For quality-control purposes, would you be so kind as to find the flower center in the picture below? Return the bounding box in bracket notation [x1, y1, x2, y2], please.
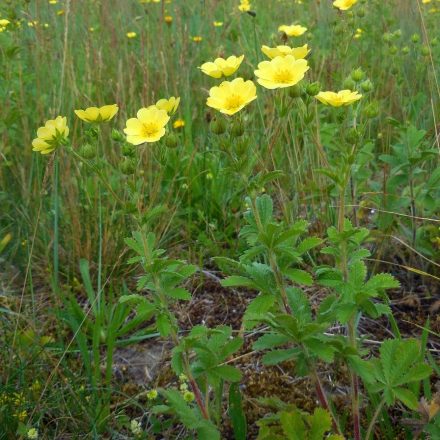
[142, 122, 159, 137]
[273, 69, 294, 84]
[224, 94, 243, 111]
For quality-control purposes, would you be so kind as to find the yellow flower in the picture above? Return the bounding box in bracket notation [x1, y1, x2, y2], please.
[173, 119, 185, 129]
[199, 55, 244, 79]
[146, 389, 158, 400]
[206, 77, 257, 116]
[0, 19, 10, 27]
[192, 36, 202, 42]
[278, 24, 307, 37]
[124, 107, 170, 144]
[27, 428, 38, 440]
[126, 31, 137, 38]
[316, 90, 362, 107]
[56, 10, 65, 15]
[254, 55, 309, 89]
[155, 96, 180, 115]
[32, 116, 69, 154]
[213, 21, 223, 27]
[74, 104, 118, 123]
[354, 28, 363, 39]
[49, 0, 58, 4]
[333, 0, 358, 11]
[261, 44, 310, 59]
[164, 15, 173, 24]
[238, 0, 251, 12]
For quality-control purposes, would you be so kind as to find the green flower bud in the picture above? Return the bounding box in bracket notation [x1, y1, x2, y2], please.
[288, 83, 304, 99]
[346, 127, 360, 144]
[121, 143, 136, 157]
[351, 68, 365, 82]
[165, 133, 179, 148]
[390, 66, 399, 75]
[389, 45, 398, 55]
[421, 46, 430, 56]
[210, 118, 226, 135]
[363, 101, 379, 119]
[85, 126, 99, 140]
[357, 7, 366, 17]
[343, 77, 356, 90]
[78, 143, 96, 159]
[431, 38, 438, 47]
[111, 128, 125, 142]
[393, 29, 402, 39]
[360, 79, 373, 93]
[120, 158, 136, 175]
[401, 46, 410, 55]
[306, 81, 321, 97]
[230, 120, 244, 137]
[411, 33, 420, 44]
[383, 33, 393, 44]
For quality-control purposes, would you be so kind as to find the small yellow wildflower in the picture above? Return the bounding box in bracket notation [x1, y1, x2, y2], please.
[333, 0, 358, 11]
[316, 90, 362, 107]
[49, 0, 58, 4]
[278, 24, 307, 37]
[183, 391, 195, 402]
[32, 116, 69, 154]
[126, 31, 137, 39]
[155, 96, 180, 115]
[146, 389, 158, 400]
[27, 428, 38, 439]
[192, 36, 202, 42]
[74, 104, 119, 123]
[354, 28, 363, 39]
[238, 0, 251, 12]
[173, 119, 185, 129]
[164, 15, 173, 24]
[199, 55, 244, 78]
[89, 27, 95, 32]
[0, 19, 10, 27]
[206, 77, 257, 116]
[14, 410, 28, 421]
[130, 419, 142, 436]
[56, 10, 65, 16]
[254, 55, 309, 89]
[124, 107, 170, 145]
[261, 44, 310, 59]
[213, 21, 223, 27]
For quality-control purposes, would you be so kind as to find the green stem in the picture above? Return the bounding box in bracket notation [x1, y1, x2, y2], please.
[365, 397, 386, 440]
[53, 154, 60, 293]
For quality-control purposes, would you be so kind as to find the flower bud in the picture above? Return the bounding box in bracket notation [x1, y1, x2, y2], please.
[306, 82, 320, 97]
[411, 33, 420, 44]
[343, 78, 356, 90]
[401, 46, 410, 55]
[431, 38, 438, 47]
[357, 7, 366, 17]
[121, 143, 136, 157]
[78, 143, 96, 159]
[393, 29, 402, 39]
[165, 133, 179, 148]
[351, 68, 365, 82]
[421, 46, 430, 56]
[383, 33, 393, 44]
[391, 66, 398, 75]
[230, 120, 245, 137]
[111, 128, 125, 142]
[345, 127, 360, 144]
[389, 45, 398, 55]
[120, 158, 136, 175]
[210, 118, 226, 135]
[363, 101, 379, 119]
[360, 79, 373, 93]
[288, 83, 304, 99]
